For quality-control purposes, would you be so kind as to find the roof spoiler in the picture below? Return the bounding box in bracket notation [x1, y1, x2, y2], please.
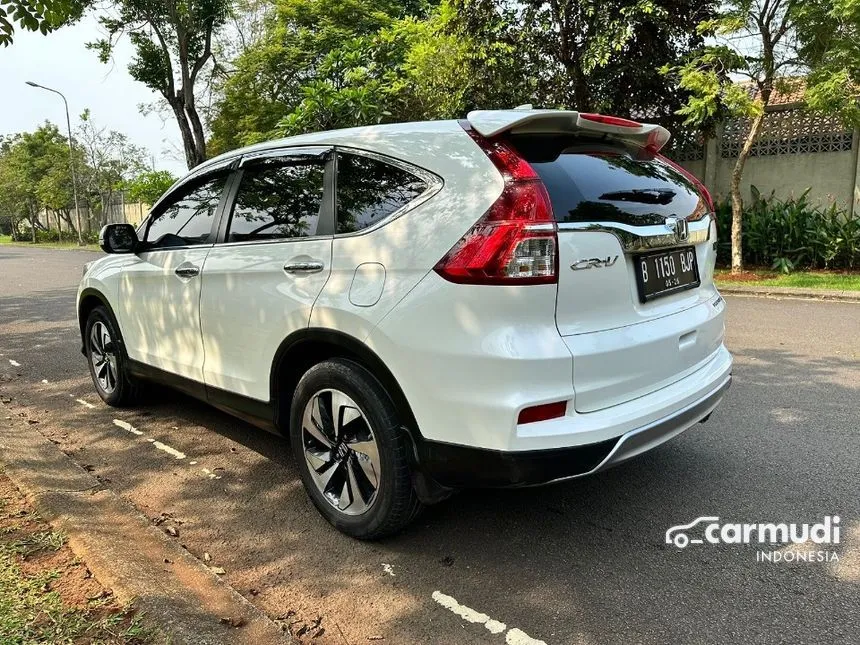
[466, 109, 671, 153]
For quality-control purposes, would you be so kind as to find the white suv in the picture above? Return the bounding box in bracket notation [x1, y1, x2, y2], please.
[78, 109, 732, 538]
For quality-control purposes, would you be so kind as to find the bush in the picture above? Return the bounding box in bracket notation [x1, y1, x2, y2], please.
[716, 188, 860, 271]
[34, 228, 60, 243]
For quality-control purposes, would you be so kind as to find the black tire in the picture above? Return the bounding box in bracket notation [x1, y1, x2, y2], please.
[289, 358, 422, 539]
[84, 306, 142, 407]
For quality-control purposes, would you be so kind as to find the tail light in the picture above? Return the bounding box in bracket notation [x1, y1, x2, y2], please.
[434, 124, 558, 285]
[657, 153, 715, 217]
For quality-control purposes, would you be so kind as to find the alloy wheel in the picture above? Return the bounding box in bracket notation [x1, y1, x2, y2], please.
[89, 321, 118, 394]
[301, 389, 381, 516]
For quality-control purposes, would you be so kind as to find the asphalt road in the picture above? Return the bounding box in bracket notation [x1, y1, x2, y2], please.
[1, 244, 858, 645]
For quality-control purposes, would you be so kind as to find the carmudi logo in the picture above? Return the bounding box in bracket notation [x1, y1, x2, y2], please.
[665, 516, 841, 563]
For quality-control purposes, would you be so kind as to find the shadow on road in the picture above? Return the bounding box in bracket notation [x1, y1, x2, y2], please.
[2, 285, 858, 645]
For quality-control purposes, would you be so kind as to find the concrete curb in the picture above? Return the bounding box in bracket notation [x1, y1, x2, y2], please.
[0, 407, 291, 645]
[718, 284, 860, 302]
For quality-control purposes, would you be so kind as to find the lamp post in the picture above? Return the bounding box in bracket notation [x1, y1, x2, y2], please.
[25, 81, 83, 246]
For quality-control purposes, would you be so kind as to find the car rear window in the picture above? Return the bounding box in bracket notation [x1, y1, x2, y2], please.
[509, 134, 703, 226]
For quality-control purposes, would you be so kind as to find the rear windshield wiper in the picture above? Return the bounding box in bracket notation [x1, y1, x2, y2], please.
[599, 188, 676, 205]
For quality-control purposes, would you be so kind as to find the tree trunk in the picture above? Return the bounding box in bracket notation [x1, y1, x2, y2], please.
[170, 99, 204, 169]
[29, 203, 37, 244]
[729, 109, 767, 274]
[185, 101, 207, 166]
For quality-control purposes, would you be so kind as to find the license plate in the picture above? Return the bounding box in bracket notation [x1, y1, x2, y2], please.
[635, 247, 700, 302]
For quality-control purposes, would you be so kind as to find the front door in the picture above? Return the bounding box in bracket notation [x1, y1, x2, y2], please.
[118, 172, 228, 381]
[199, 150, 333, 401]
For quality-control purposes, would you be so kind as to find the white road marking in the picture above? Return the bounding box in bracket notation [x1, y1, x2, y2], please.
[432, 591, 491, 625]
[382, 563, 395, 576]
[150, 440, 186, 460]
[432, 591, 548, 643]
[505, 628, 547, 645]
[75, 399, 96, 409]
[8, 359, 21, 367]
[113, 419, 143, 435]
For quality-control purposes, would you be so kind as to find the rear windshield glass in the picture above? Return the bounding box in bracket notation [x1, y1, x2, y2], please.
[509, 134, 703, 226]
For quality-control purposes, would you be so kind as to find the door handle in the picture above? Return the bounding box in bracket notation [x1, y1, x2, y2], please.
[175, 265, 200, 278]
[283, 261, 324, 274]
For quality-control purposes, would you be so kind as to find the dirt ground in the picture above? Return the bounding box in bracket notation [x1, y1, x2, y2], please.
[0, 473, 157, 644]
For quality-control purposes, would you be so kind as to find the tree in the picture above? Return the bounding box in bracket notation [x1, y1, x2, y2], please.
[0, 0, 87, 46]
[207, 0, 434, 152]
[88, 0, 230, 169]
[666, 1, 804, 273]
[75, 110, 147, 227]
[126, 170, 177, 205]
[451, 0, 714, 125]
[0, 125, 78, 242]
[797, 1, 860, 127]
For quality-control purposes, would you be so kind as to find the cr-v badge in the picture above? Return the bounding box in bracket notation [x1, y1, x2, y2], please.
[570, 256, 619, 271]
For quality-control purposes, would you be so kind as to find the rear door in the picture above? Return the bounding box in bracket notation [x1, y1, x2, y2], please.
[199, 148, 333, 401]
[509, 133, 722, 412]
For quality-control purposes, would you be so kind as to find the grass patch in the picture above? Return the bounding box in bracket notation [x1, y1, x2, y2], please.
[0, 475, 159, 644]
[716, 269, 860, 291]
[0, 235, 100, 252]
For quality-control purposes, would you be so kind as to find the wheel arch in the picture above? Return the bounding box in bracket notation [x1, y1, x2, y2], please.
[77, 288, 123, 351]
[78, 288, 111, 334]
[270, 328, 420, 441]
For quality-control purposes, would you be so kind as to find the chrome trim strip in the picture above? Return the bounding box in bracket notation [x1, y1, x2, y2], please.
[538, 374, 731, 486]
[557, 217, 711, 253]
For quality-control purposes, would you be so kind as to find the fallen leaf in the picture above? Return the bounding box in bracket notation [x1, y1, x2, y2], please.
[203, 552, 212, 562]
[211, 566, 226, 575]
[166, 526, 178, 537]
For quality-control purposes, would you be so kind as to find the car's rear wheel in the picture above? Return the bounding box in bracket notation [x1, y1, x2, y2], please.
[84, 306, 141, 407]
[289, 359, 422, 539]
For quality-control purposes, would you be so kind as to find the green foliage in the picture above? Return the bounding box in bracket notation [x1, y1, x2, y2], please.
[714, 189, 860, 270]
[125, 170, 177, 205]
[0, 0, 87, 46]
[209, 0, 430, 150]
[210, 0, 711, 151]
[453, 0, 713, 126]
[797, 0, 860, 127]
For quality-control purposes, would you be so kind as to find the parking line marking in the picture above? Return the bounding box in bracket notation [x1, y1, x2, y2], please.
[505, 628, 547, 645]
[113, 419, 144, 435]
[148, 439, 186, 460]
[8, 359, 21, 367]
[75, 399, 96, 409]
[432, 590, 543, 642]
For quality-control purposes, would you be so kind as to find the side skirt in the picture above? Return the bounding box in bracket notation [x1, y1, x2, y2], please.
[125, 359, 280, 434]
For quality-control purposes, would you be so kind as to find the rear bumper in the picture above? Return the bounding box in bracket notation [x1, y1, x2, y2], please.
[415, 373, 731, 488]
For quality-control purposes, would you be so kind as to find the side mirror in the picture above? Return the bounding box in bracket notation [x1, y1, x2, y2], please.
[99, 224, 139, 254]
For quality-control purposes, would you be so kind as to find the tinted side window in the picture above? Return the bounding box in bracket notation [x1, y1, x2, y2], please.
[336, 153, 428, 234]
[146, 175, 225, 248]
[228, 158, 326, 242]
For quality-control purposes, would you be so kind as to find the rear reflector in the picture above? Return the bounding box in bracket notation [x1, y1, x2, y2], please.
[518, 401, 567, 424]
[434, 124, 558, 285]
